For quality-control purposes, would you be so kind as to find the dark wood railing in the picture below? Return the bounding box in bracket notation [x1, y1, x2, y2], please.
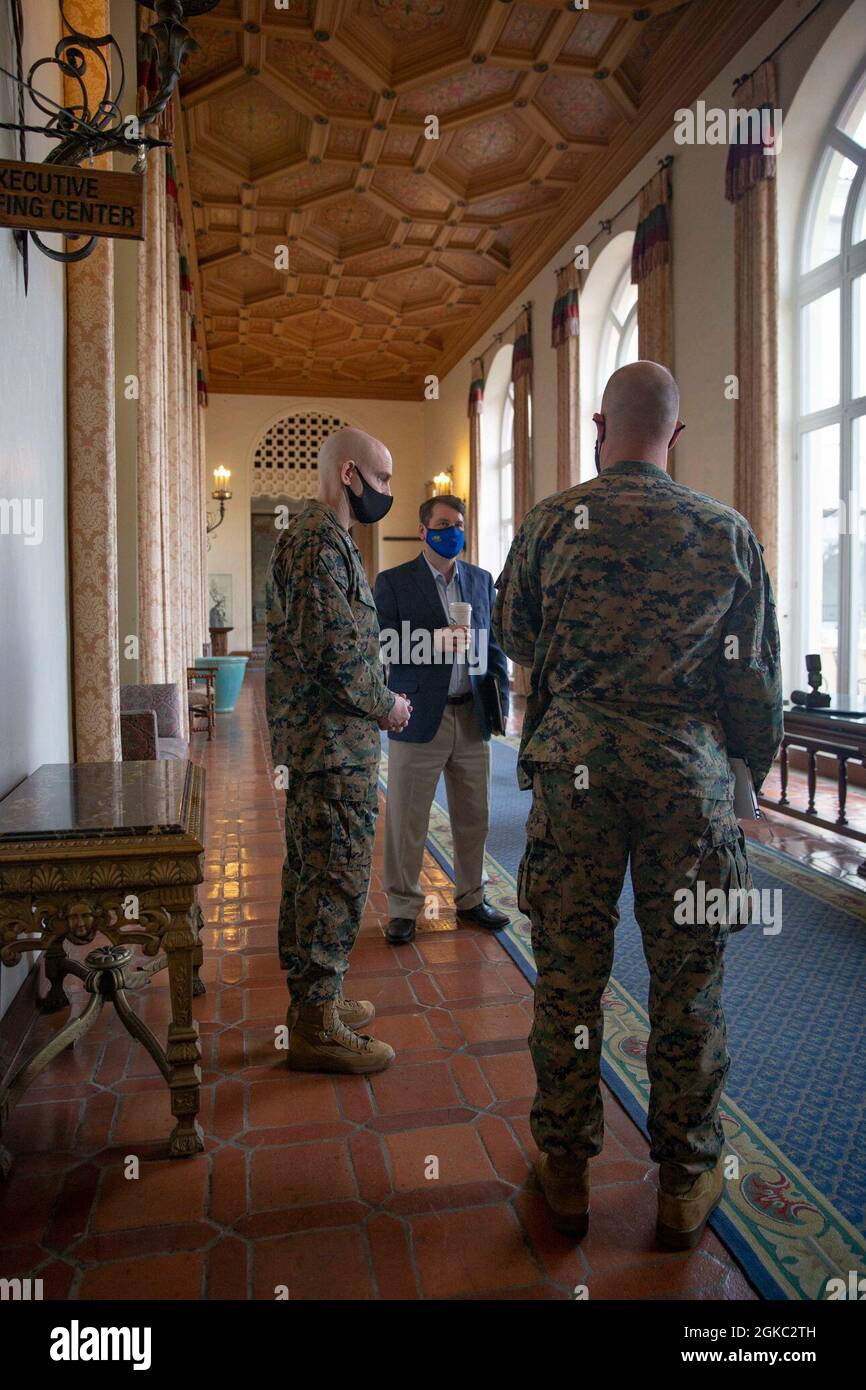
[758, 718, 866, 876]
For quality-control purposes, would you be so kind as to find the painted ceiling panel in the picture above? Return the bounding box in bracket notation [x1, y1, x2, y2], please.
[179, 0, 781, 397]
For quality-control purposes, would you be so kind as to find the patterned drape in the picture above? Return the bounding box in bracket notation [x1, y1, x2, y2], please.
[552, 265, 580, 490]
[512, 309, 533, 697]
[136, 56, 208, 734]
[725, 61, 779, 586]
[65, 0, 121, 761]
[632, 166, 673, 374]
[467, 365, 484, 564]
[512, 309, 533, 526]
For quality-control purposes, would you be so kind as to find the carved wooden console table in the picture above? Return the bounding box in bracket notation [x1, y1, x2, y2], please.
[0, 760, 206, 1175]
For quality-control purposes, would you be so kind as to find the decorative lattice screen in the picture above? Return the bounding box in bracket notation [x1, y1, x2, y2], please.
[252, 412, 346, 498]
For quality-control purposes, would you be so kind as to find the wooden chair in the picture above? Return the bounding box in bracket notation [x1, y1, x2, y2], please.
[187, 665, 217, 740]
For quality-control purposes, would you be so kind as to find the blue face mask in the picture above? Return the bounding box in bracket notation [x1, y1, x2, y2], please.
[426, 525, 465, 560]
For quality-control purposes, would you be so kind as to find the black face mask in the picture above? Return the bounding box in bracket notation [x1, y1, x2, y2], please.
[345, 466, 393, 525]
[594, 438, 601, 475]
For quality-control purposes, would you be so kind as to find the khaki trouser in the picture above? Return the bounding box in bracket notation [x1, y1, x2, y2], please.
[383, 700, 491, 919]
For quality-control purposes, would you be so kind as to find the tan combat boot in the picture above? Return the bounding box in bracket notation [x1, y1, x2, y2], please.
[287, 999, 394, 1075]
[535, 1153, 590, 1237]
[286, 995, 375, 1034]
[656, 1157, 725, 1250]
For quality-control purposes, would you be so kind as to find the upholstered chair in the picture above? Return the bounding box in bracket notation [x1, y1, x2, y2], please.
[119, 684, 187, 760]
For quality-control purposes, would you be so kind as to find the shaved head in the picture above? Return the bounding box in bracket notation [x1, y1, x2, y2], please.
[316, 425, 394, 528]
[601, 361, 680, 443]
[318, 426, 392, 483]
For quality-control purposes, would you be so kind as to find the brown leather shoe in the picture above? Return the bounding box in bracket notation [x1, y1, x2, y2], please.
[287, 995, 375, 1033]
[535, 1153, 590, 1237]
[288, 1000, 394, 1075]
[656, 1158, 725, 1250]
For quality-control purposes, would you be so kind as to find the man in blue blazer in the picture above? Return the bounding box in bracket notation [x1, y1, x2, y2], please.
[374, 495, 511, 944]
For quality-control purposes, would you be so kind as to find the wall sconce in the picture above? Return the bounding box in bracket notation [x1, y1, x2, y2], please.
[207, 466, 232, 534]
[426, 472, 454, 499]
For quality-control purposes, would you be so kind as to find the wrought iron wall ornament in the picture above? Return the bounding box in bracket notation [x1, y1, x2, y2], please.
[9, 0, 28, 287]
[1, 0, 221, 267]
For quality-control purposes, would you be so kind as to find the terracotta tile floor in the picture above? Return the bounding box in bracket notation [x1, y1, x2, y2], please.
[8, 673, 855, 1301]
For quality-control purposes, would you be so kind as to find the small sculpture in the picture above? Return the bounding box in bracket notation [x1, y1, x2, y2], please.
[790, 653, 832, 708]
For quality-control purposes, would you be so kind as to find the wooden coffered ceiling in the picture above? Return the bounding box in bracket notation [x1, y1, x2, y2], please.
[178, 0, 783, 399]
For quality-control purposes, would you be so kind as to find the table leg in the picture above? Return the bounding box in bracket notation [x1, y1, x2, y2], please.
[42, 937, 70, 1013]
[0, 990, 104, 1178]
[164, 906, 204, 1158]
[191, 900, 206, 997]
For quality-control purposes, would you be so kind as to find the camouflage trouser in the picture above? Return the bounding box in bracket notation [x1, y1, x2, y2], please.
[279, 770, 379, 1005]
[518, 768, 752, 1176]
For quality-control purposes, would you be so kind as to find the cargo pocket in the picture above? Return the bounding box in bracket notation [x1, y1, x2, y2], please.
[516, 848, 531, 916]
[315, 770, 376, 802]
[697, 800, 754, 933]
[288, 794, 335, 881]
[517, 781, 560, 918]
[300, 772, 373, 868]
[326, 773, 379, 867]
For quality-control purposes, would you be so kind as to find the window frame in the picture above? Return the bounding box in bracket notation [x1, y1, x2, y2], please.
[497, 378, 515, 576]
[795, 59, 866, 696]
[597, 264, 639, 403]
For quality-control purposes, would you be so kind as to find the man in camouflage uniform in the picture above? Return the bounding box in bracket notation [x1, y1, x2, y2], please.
[493, 361, 783, 1247]
[266, 427, 412, 1075]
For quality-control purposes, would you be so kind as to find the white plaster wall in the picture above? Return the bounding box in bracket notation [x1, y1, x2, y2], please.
[0, 4, 71, 1019]
[205, 394, 426, 651]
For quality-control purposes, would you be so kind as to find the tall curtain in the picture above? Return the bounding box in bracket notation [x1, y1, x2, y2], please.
[512, 309, 533, 698]
[137, 49, 208, 733]
[64, 0, 121, 760]
[552, 265, 580, 490]
[725, 61, 779, 585]
[467, 365, 484, 565]
[195, 328, 209, 641]
[632, 166, 673, 373]
[512, 309, 533, 525]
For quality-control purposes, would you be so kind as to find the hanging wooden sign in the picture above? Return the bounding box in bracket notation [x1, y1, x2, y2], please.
[0, 160, 144, 241]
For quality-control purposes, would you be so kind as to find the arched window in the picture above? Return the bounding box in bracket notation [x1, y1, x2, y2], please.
[497, 380, 515, 573]
[249, 410, 359, 631]
[479, 343, 516, 578]
[578, 231, 635, 479]
[251, 411, 346, 497]
[598, 264, 639, 400]
[797, 64, 866, 695]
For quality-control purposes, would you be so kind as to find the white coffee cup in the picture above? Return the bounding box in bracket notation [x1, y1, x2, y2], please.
[449, 601, 471, 664]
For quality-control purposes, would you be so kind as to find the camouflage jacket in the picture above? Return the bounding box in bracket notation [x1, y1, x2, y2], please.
[265, 501, 395, 783]
[493, 460, 783, 796]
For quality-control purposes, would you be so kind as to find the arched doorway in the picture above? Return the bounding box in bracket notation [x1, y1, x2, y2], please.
[249, 411, 376, 649]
